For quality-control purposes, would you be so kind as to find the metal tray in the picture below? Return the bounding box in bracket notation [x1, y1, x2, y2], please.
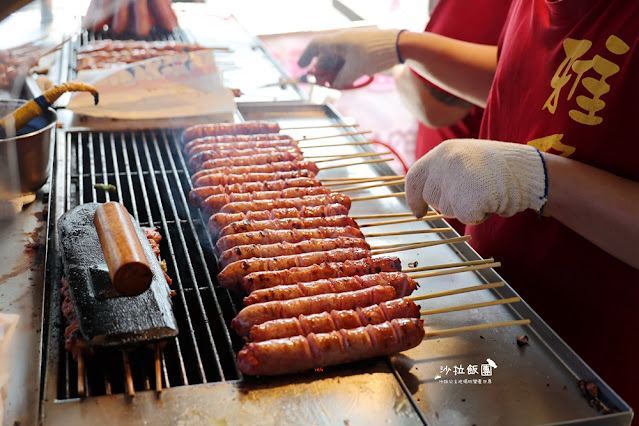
[237, 102, 633, 426]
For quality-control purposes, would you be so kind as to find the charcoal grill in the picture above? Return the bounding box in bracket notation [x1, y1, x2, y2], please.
[44, 127, 244, 401]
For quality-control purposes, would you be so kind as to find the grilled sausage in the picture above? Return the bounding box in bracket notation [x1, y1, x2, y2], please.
[242, 256, 402, 294]
[217, 215, 358, 239]
[217, 236, 369, 269]
[195, 151, 303, 172]
[93, 202, 153, 296]
[189, 178, 322, 207]
[243, 271, 418, 306]
[189, 145, 300, 167]
[201, 187, 333, 214]
[231, 285, 398, 336]
[219, 193, 351, 215]
[192, 170, 316, 187]
[208, 204, 350, 237]
[215, 225, 364, 255]
[184, 134, 295, 156]
[217, 247, 371, 293]
[248, 298, 420, 341]
[186, 140, 298, 158]
[191, 160, 320, 178]
[237, 318, 425, 376]
[182, 122, 280, 144]
[111, 0, 130, 35]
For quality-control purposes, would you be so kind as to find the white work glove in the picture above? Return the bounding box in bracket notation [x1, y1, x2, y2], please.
[298, 28, 404, 88]
[405, 139, 548, 224]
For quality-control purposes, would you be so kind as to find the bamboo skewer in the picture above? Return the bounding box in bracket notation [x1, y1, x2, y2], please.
[423, 319, 531, 339]
[320, 175, 405, 183]
[420, 297, 521, 317]
[408, 262, 501, 279]
[123, 351, 135, 398]
[155, 345, 163, 395]
[351, 192, 405, 202]
[404, 258, 495, 274]
[303, 141, 374, 149]
[296, 130, 371, 141]
[407, 281, 506, 302]
[281, 123, 360, 131]
[310, 151, 392, 162]
[358, 214, 444, 227]
[319, 157, 394, 170]
[372, 236, 471, 255]
[365, 226, 452, 238]
[334, 179, 405, 193]
[350, 212, 414, 219]
[77, 354, 86, 397]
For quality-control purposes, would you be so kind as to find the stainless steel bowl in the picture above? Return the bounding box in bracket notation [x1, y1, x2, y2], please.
[0, 99, 57, 198]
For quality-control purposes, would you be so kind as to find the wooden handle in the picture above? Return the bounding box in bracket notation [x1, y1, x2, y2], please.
[94, 202, 152, 296]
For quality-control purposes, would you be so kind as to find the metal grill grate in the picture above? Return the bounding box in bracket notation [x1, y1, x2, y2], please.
[55, 128, 244, 399]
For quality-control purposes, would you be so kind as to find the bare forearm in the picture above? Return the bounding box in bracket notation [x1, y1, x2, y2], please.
[398, 31, 498, 107]
[544, 154, 639, 269]
[393, 64, 473, 128]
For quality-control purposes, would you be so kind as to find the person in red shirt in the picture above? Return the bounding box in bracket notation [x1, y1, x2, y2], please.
[393, 0, 512, 235]
[297, 0, 639, 413]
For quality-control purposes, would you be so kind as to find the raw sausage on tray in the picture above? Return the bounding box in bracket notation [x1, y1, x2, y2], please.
[231, 285, 398, 336]
[208, 204, 350, 237]
[248, 298, 420, 341]
[243, 271, 418, 305]
[241, 256, 402, 294]
[217, 247, 371, 293]
[237, 318, 425, 376]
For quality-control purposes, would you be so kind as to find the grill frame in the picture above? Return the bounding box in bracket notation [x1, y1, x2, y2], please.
[42, 127, 246, 403]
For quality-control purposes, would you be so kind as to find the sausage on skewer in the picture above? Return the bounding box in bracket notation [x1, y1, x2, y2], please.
[231, 285, 398, 336]
[189, 177, 322, 207]
[217, 247, 371, 293]
[243, 271, 418, 306]
[192, 170, 316, 187]
[217, 215, 359, 239]
[215, 225, 364, 255]
[217, 236, 369, 269]
[191, 161, 320, 181]
[186, 139, 298, 158]
[182, 122, 280, 144]
[200, 187, 333, 214]
[242, 256, 402, 294]
[189, 146, 303, 169]
[184, 134, 295, 156]
[218, 193, 351, 215]
[237, 318, 425, 376]
[248, 298, 421, 341]
[194, 151, 303, 172]
[208, 204, 350, 237]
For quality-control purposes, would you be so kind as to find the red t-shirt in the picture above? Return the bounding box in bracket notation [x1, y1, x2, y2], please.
[413, 0, 512, 160]
[473, 0, 639, 411]
[412, 0, 512, 234]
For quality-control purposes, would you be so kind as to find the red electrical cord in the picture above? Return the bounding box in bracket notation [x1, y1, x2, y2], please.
[370, 139, 410, 175]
